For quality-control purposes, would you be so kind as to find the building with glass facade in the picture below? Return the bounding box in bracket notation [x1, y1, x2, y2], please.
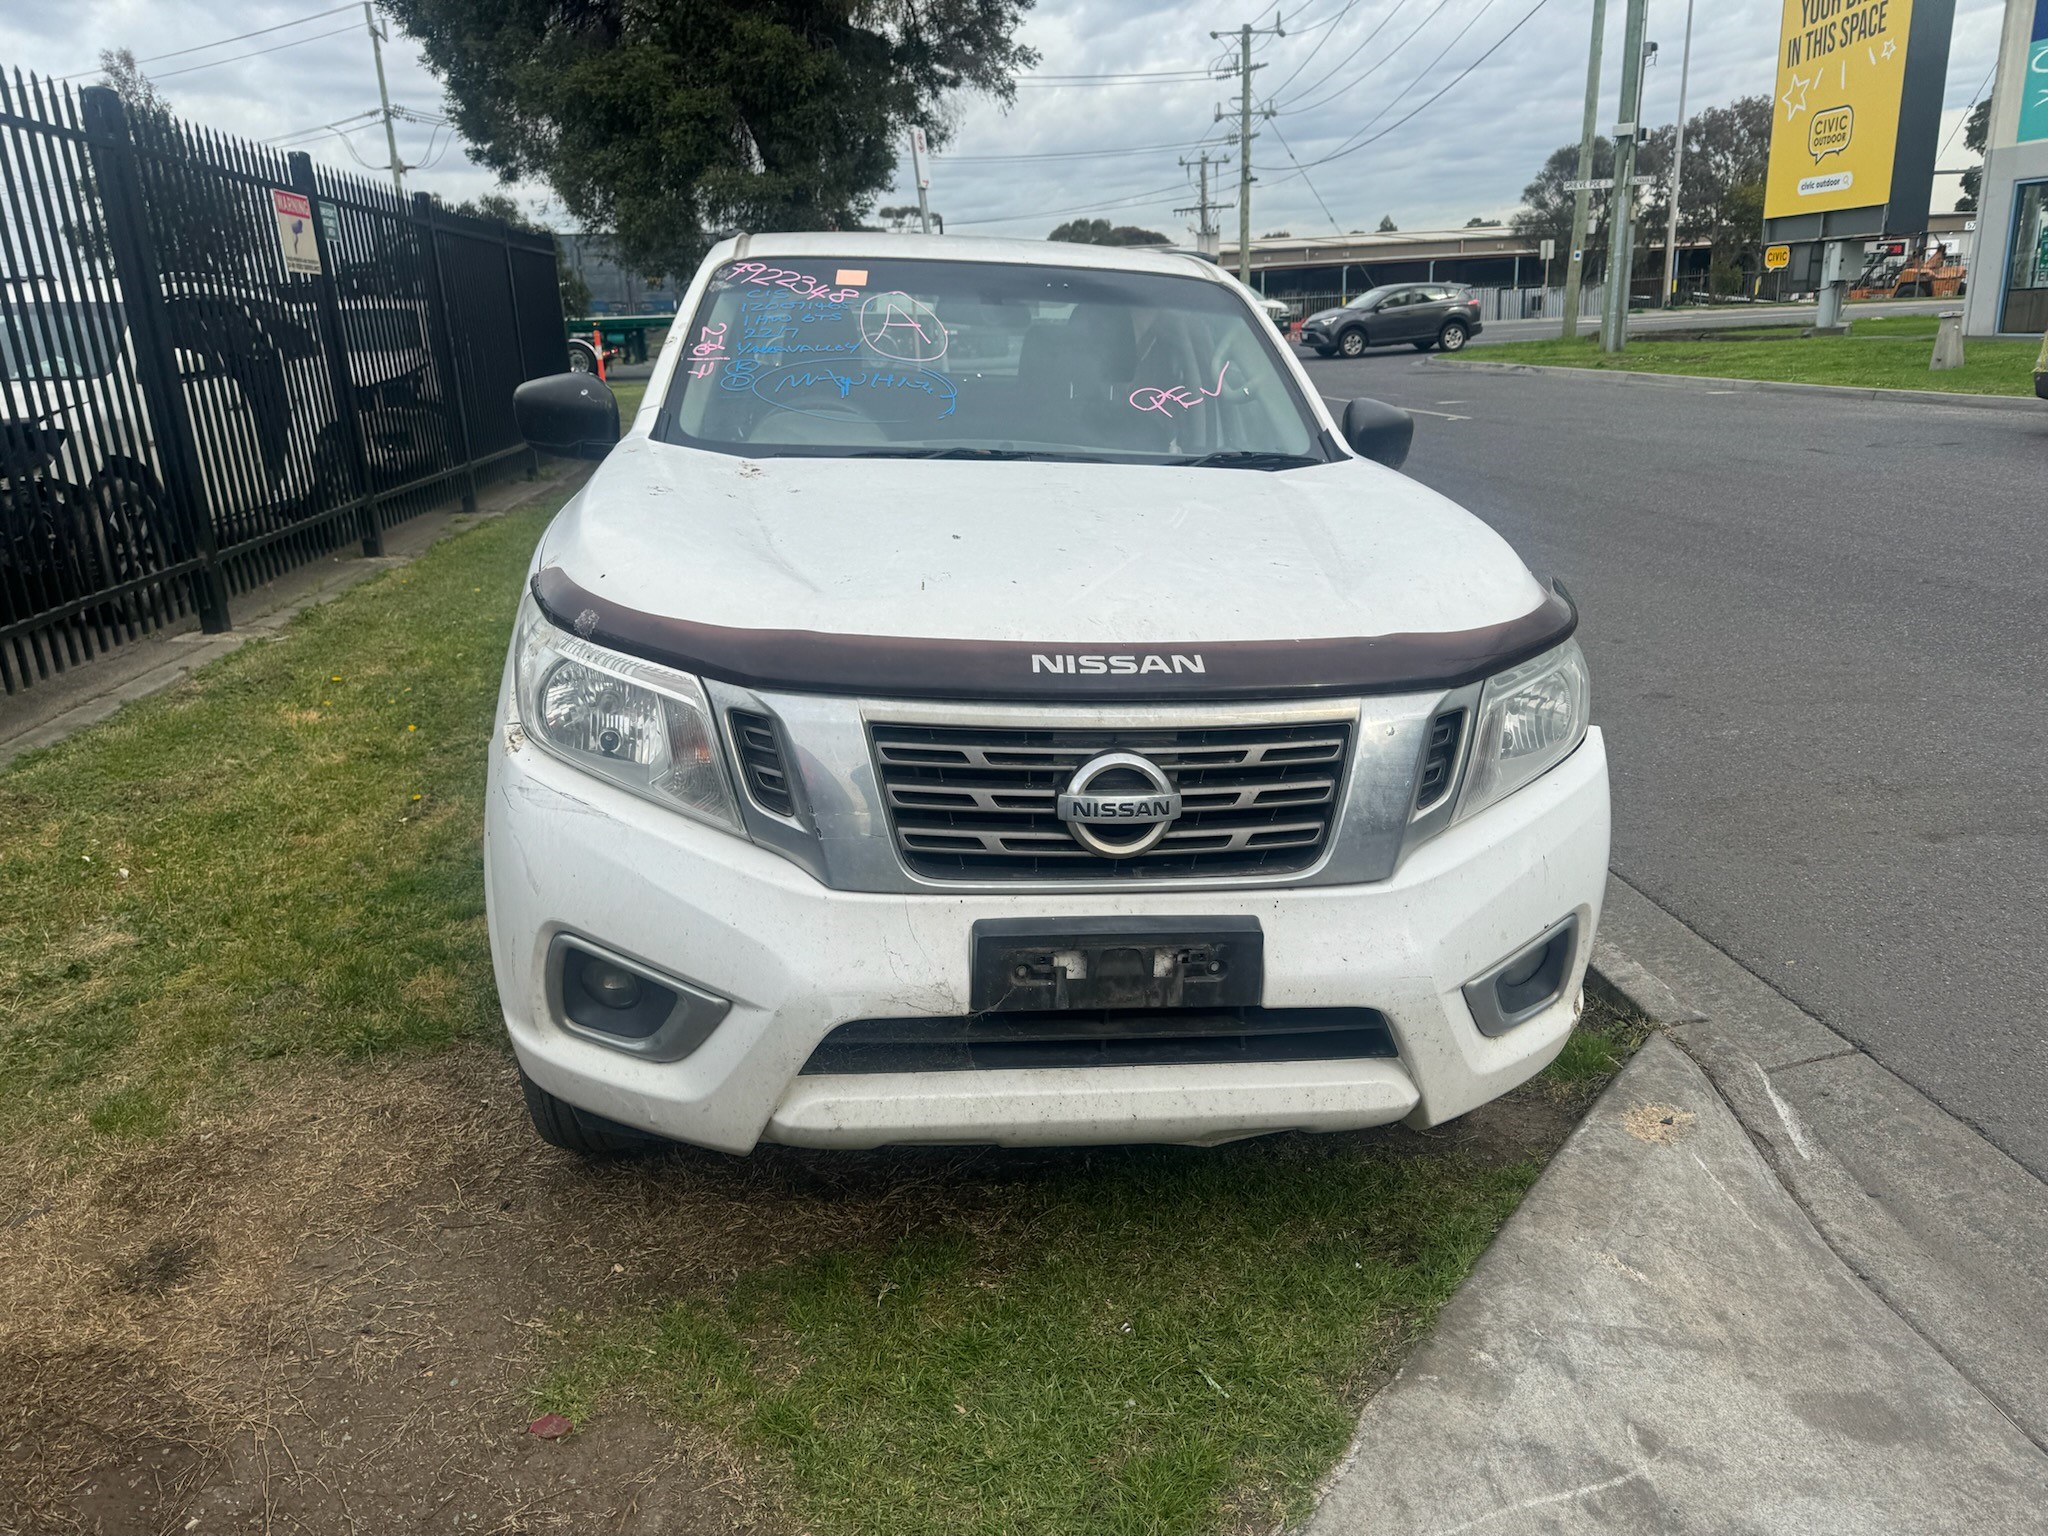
[1965, 0, 2048, 336]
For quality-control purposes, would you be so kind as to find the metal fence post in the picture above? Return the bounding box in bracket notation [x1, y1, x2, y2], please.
[78, 85, 231, 632]
[500, 230, 538, 479]
[411, 192, 478, 512]
[287, 152, 382, 557]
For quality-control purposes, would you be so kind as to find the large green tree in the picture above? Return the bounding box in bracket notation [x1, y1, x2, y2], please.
[1515, 94, 1768, 292]
[1047, 218, 1168, 246]
[381, 0, 1038, 280]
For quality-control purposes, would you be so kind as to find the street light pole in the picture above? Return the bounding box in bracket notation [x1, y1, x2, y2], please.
[1561, 0, 1608, 342]
[909, 126, 932, 234]
[1599, 0, 1650, 353]
[364, 2, 404, 197]
[1660, 0, 1696, 308]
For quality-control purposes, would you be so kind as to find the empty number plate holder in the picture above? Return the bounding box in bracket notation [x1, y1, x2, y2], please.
[970, 917, 1264, 1013]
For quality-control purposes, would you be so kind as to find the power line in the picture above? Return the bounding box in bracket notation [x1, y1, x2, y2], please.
[54, 4, 360, 79]
[1286, 0, 1555, 169]
[264, 107, 383, 145]
[1274, 0, 1426, 115]
[1267, 118, 1343, 233]
[1022, 67, 1216, 81]
[947, 180, 1194, 228]
[1938, 60, 1997, 157]
[148, 23, 363, 82]
[1266, 0, 1366, 98]
[1320, 0, 1504, 148]
[1016, 77, 1217, 88]
[936, 137, 1221, 162]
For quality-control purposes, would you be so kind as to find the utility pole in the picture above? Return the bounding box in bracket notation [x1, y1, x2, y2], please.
[1561, 0, 1607, 342]
[1659, 0, 1696, 307]
[1211, 15, 1284, 285]
[364, 2, 404, 196]
[1599, 0, 1650, 353]
[909, 126, 933, 234]
[1176, 150, 1231, 260]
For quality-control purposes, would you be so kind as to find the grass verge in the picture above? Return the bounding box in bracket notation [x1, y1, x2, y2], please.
[1475, 315, 2039, 397]
[532, 996, 1646, 1536]
[0, 487, 573, 1155]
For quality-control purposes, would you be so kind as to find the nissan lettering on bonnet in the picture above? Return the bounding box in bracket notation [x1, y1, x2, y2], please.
[493, 232, 1608, 1155]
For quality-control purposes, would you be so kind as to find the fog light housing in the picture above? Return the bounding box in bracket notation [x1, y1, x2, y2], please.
[1462, 914, 1580, 1038]
[548, 937, 731, 1061]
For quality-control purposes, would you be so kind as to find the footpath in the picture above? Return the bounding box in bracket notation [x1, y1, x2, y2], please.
[1304, 875, 2048, 1534]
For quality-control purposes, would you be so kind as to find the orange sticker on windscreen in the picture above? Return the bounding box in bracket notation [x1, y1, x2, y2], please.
[835, 268, 868, 286]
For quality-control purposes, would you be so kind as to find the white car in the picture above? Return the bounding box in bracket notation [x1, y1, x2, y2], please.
[488, 233, 1609, 1155]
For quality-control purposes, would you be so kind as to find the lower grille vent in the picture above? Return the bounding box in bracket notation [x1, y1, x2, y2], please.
[801, 1007, 1396, 1074]
[730, 709, 796, 817]
[871, 720, 1353, 881]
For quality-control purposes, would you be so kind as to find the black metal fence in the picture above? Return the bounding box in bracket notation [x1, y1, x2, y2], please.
[0, 70, 566, 696]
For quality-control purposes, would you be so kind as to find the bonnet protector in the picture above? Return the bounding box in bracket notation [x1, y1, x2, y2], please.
[531, 567, 1577, 702]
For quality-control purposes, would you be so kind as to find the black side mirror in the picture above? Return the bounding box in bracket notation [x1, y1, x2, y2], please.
[515, 373, 619, 460]
[1341, 398, 1414, 470]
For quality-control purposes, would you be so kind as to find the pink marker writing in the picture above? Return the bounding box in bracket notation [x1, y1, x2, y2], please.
[1129, 362, 1231, 416]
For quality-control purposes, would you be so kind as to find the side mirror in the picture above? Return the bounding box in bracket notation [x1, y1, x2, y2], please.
[515, 373, 619, 460]
[1341, 398, 1414, 470]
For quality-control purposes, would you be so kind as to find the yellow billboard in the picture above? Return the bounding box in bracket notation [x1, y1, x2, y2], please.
[1764, 0, 1916, 218]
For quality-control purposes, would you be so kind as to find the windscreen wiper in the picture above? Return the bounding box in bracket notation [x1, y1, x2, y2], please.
[1167, 450, 1326, 470]
[838, 446, 1111, 463]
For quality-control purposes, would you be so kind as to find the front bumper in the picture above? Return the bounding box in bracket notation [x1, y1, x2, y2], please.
[485, 694, 1610, 1152]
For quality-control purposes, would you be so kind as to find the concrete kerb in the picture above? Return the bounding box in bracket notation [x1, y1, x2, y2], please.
[1298, 872, 2048, 1532]
[0, 461, 593, 769]
[1429, 356, 2048, 414]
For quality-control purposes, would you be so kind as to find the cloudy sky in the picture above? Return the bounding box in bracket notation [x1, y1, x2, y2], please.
[0, 0, 2011, 239]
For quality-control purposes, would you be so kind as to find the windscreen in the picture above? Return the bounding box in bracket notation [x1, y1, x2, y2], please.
[657, 256, 1328, 463]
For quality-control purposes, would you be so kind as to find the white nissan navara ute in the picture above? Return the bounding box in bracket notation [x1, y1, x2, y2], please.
[488, 233, 1608, 1155]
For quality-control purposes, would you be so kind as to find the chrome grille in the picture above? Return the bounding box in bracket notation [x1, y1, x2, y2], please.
[871, 720, 1352, 881]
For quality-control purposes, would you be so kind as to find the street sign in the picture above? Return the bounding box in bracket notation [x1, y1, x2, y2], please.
[316, 198, 342, 250]
[1564, 178, 1614, 192]
[1539, 238, 1556, 261]
[1630, 174, 1659, 188]
[1764, 244, 1792, 271]
[270, 188, 321, 275]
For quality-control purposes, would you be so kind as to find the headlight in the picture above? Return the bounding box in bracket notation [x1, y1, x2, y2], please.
[512, 593, 742, 832]
[1454, 640, 1590, 821]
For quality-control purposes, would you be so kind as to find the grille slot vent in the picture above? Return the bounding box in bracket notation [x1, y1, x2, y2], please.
[802, 1007, 1396, 1073]
[871, 720, 1352, 882]
[730, 710, 796, 817]
[1414, 708, 1467, 812]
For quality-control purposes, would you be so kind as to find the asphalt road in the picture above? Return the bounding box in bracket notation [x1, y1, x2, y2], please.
[1298, 349, 2048, 1175]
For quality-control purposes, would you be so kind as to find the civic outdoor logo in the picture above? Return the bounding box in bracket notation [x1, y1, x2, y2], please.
[1055, 752, 1182, 858]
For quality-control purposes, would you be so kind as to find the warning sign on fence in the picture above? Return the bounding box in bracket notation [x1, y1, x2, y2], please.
[271, 188, 322, 275]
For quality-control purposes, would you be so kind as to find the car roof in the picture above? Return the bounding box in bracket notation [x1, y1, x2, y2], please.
[715, 231, 1231, 284]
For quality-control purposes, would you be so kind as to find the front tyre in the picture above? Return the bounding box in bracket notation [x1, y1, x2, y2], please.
[1337, 327, 1368, 358]
[520, 1070, 666, 1156]
[1438, 320, 1471, 352]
